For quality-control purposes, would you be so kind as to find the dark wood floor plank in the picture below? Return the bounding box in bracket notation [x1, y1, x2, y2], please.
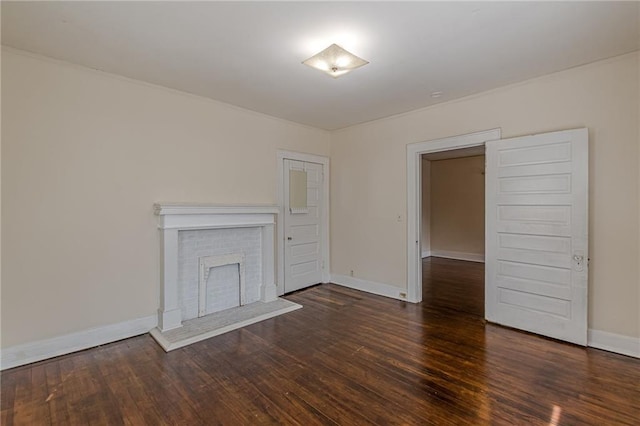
[2, 257, 640, 425]
[43, 361, 71, 425]
[0, 370, 17, 425]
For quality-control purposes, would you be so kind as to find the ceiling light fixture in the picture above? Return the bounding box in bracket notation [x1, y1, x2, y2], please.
[302, 43, 369, 78]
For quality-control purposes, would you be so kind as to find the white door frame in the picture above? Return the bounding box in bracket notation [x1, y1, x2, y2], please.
[277, 150, 330, 295]
[406, 129, 501, 303]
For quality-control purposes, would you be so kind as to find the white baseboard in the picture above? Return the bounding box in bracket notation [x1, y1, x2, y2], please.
[588, 329, 640, 359]
[429, 250, 485, 263]
[3, 311, 637, 370]
[421, 250, 431, 258]
[0, 315, 157, 370]
[331, 274, 407, 301]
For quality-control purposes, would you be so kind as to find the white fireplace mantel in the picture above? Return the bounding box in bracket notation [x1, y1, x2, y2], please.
[154, 203, 279, 332]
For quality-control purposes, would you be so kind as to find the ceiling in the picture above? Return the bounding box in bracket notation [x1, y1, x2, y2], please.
[2, 1, 639, 131]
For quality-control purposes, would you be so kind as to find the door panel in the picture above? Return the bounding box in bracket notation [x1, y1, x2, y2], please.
[498, 141, 571, 166]
[499, 174, 571, 193]
[498, 288, 571, 318]
[486, 128, 588, 345]
[284, 159, 324, 293]
[496, 261, 572, 300]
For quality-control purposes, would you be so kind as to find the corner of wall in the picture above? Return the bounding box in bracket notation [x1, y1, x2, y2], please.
[330, 274, 407, 302]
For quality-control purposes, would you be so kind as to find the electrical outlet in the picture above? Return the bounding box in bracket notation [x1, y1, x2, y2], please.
[350, 270, 354, 277]
[399, 292, 407, 298]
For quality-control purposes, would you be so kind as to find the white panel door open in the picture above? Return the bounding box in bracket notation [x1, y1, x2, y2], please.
[284, 159, 324, 293]
[485, 128, 588, 345]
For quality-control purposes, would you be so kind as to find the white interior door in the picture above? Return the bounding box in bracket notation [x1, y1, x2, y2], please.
[284, 159, 323, 293]
[485, 128, 588, 345]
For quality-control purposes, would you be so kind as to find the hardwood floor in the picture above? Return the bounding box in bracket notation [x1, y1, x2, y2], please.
[422, 256, 484, 317]
[2, 258, 640, 425]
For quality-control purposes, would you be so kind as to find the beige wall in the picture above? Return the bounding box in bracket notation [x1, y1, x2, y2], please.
[1, 49, 329, 348]
[331, 52, 639, 338]
[0, 48, 3, 345]
[429, 155, 485, 257]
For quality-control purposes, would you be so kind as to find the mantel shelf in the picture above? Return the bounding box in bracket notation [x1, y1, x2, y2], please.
[154, 203, 279, 216]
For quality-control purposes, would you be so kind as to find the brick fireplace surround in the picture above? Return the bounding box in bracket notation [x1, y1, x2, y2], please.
[149, 203, 301, 351]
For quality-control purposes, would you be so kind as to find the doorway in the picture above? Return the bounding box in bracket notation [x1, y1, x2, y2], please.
[422, 148, 486, 317]
[407, 128, 589, 346]
[277, 150, 330, 295]
[406, 129, 500, 303]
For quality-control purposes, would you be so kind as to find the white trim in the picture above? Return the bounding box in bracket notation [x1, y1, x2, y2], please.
[588, 329, 640, 359]
[154, 203, 279, 216]
[407, 129, 501, 303]
[155, 204, 278, 231]
[331, 274, 407, 301]
[429, 250, 485, 263]
[0, 315, 157, 371]
[277, 150, 330, 296]
[421, 250, 432, 258]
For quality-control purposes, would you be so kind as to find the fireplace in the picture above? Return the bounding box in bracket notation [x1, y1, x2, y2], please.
[179, 227, 261, 321]
[149, 203, 301, 351]
[198, 252, 246, 317]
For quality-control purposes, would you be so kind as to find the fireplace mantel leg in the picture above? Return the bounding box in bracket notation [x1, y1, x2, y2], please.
[261, 224, 277, 302]
[158, 229, 183, 331]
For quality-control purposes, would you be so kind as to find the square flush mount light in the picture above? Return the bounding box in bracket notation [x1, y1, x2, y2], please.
[302, 43, 369, 78]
